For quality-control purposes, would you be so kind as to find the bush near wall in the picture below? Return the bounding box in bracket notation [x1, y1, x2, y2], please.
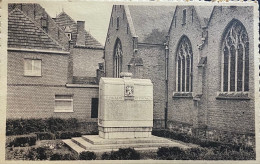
[156, 147, 255, 160]
[6, 134, 37, 147]
[152, 129, 254, 153]
[6, 118, 97, 136]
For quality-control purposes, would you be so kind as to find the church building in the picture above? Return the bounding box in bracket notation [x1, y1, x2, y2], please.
[104, 5, 256, 144]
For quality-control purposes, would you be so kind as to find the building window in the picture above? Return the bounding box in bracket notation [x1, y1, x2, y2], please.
[222, 20, 249, 92]
[116, 17, 119, 30]
[113, 39, 123, 78]
[41, 16, 48, 32]
[176, 36, 193, 92]
[24, 59, 41, 76]
[182, 9, 186, 25]
[91, 98, 99, 118]
[54, 95, 73, 112]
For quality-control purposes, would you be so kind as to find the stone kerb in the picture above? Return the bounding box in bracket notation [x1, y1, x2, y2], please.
[98, 72, 153, 139]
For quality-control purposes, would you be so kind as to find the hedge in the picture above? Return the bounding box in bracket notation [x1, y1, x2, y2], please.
[79, 151, 96, 160]
[152, 129, 254, 152]
[157, 146, 255, 160]
[6, 134, 37, 147]
[101, 148, 140, 160]
[6, 118, 80, 135]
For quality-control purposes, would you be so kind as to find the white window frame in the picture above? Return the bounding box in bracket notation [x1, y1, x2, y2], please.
[54, 95, 74, 113]
[24, 59, 42, 77]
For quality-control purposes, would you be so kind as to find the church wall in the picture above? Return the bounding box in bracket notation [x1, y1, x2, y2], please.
[137, 45, 166, 126]
[204, 6, 255, 134]
[167, 6, 203, 128]
[104, 5, 134, 77]
[72, 47, 103, 77]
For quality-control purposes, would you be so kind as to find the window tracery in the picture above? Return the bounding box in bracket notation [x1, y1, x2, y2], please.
[113, 39, 123, 78]
[176, 36, 193, 92]
[222, 20, 249, 92]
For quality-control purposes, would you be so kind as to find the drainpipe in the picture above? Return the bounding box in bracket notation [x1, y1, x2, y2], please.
[164, 35, 170, 129]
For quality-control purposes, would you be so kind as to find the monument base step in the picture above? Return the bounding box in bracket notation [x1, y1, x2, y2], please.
[63, 135, 190, 154]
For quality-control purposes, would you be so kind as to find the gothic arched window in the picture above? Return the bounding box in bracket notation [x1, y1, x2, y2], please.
[113, 39, 123, 78]
[222, 20, 249, 92]
[176, 36, 193, 92]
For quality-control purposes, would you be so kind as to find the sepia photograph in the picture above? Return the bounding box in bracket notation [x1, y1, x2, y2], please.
[1, 0, 259, 162]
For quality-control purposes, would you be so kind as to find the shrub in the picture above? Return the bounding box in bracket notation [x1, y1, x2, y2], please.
[157, 147, 186, 160]
[79, 151, 96, 160]
[35, 132, 55, 140]
[55, 131, 82, 139]
[50, 153, 63, 160]
[26, 147, 50, 160]
[49, 153, 78, 160]
[62, 153, 78, 160]
[101, 152, 111, 160]
[7, 134, 37, 147]
[101, 148, 140, 160]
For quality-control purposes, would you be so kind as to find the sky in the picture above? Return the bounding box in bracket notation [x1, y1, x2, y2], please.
[39, 1, 113, 45]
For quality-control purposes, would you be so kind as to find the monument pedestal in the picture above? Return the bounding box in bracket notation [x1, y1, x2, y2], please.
[63, 135, 190, 153]
[63, 73, 190, 153]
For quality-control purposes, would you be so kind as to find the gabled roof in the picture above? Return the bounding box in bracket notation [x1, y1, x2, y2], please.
[55, 11, 103, 49]
[8, 3, 70, 50]
[8, 8, 65, 51]
[194, 6, 214, 28]
[127, 5, 175, 44]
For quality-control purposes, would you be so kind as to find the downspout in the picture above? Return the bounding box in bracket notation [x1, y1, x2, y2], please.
[164, 35, 170, 129]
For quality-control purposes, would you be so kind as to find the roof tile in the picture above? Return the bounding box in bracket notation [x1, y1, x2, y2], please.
[8, 8, 65, 51]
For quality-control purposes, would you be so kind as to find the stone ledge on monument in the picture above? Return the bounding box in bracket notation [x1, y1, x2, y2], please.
[63, 135, 191, 153]
[81, 135, 174, 145]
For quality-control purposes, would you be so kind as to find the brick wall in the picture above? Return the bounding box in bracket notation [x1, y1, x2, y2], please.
[72, 47, 103, 77]
[7, 85, 99, 121]
[138, 45, 166, 121]
[7, 50, 99, 121]
[7, 51, 68, 85]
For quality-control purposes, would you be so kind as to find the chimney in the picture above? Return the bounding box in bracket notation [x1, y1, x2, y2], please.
[76, 21, 86, 46]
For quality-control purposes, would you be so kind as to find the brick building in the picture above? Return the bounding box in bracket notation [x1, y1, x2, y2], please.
[7, 4, 104, 121]
[104, 5, 257, 143]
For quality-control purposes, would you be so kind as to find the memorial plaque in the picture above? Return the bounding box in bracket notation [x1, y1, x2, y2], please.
[98, 72, 153, 139]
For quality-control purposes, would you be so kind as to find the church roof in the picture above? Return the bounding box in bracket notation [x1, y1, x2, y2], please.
[194, 6, 214, 28]
[127, 5, 175, 44]
[55, 11, 103, 49]
[8, 8, 65, 51]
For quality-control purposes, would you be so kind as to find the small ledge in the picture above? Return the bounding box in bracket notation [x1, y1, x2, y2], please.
[216, 92, 250, 100]
[173, 92, 193, 99]
[54, 110, 74, 113]
[66, 84, 99, 88]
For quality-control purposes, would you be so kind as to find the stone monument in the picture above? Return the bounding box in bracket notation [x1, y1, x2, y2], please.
[98, 72, 153, 139]
[63, 72, 189, 153]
